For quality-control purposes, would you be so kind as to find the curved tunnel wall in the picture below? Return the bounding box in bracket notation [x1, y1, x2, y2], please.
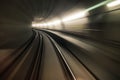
[0, 0, 34, 48]
[54, 5, 120, 43]
[0, 0, 80, 48]
[0, 0, 120, 48]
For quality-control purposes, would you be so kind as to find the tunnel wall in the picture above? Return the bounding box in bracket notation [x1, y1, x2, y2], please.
[59, 5, 120, 43]
[0, 1, 33, 48]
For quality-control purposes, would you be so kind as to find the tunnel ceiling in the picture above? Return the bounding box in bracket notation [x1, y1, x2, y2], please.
[0, 0, 104, 24]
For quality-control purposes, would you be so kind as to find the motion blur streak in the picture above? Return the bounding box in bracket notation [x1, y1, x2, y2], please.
[107, 0, 120, 7]
[0, 0, 120, 80]
[32, 0, 113, 28]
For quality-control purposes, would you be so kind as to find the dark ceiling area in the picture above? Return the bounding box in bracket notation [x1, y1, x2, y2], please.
[0, 0, 104, 23]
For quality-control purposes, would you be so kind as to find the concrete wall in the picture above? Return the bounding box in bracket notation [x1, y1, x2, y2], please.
[0, 1, 33, 48]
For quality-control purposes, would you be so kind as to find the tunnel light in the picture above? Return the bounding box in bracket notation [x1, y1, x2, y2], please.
[107, 0, 120, 7]
[62, 11, 87, 22]
[32, 23, 36, 27]
[47, 20, 61, 25]
[32, 23, 43, 27]
[41, 23, 47, 26]
[32, 0, 114, 28]
[53, 20, 61, 24]
[32, 23, 39, 27]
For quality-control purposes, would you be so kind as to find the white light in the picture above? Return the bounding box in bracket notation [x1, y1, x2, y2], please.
[107, 0, 120, 7]
[62, 11, 87, 22]
[53, 20, 61, 24]
[42, 23, 47, 26]
[32, 24, 36, 27]
[32, 11, 87, 27]
[47, 20, 61, 25]
[32, 23, 43, 27]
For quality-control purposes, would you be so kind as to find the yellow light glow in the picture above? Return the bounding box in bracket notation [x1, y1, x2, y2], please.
[62, 11, 87, 22]
[47, 20, 61, 25]
[32, 24, 36, 27]
[107, 0, 120, 7]
[32, 0, 114, 28]
[32, 23, 43, 27]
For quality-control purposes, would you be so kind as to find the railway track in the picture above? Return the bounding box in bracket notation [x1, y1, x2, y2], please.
[40, 29, 120, 80]
[0, 29, 96, 80]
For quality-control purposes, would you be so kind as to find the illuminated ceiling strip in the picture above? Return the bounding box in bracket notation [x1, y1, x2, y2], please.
[86, 0, 113, 12]
[107, 0, 120, 7]
[32, 0, 113, 27]
[46, 0, 113, 24]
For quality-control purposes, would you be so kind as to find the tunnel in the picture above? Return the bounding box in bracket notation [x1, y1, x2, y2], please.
[0, 0, 120, 80]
